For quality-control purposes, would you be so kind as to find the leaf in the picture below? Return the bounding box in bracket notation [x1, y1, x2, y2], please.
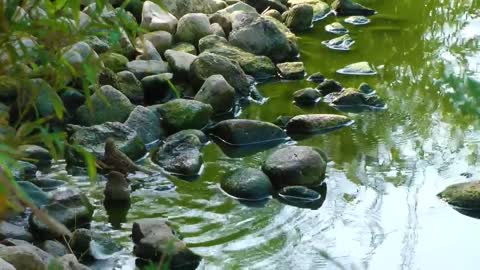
[54, 0, 67, 11]
[47, 89, 64, 120]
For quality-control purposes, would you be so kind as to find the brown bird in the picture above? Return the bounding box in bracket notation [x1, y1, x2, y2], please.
[97, 138, 154, 175]
[104, 171, 131, 201]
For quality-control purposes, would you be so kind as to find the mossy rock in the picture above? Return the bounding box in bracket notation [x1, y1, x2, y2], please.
[286, 114, 352, 134]
[155, 99, 213, 133]
[221, 168, 273, 201]
[438, 181, 480, 209]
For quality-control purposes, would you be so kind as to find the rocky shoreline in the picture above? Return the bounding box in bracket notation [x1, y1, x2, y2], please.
[0, 0, 386, 269]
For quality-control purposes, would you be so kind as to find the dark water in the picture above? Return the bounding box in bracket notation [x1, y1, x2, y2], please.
[48, 1, 480, 269]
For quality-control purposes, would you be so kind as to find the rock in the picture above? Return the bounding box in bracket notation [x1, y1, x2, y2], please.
[61, 88, 86, 114]
[85, 36, 110, 54]
[190, 52, 251, 96]
[344, 15, 370, 25]
[331, 0, 375, 16]
[273, 115, 292, 129]
[325, 22, 348, 34]
[277, 62, 305, 80]
[286, 114, 352, 134]
[141, 73, 176, 103]
[293, 88, 321, 105]
[0, 76, 18, 100]
[100, 52, 129, 72]
[168, 129, 208, 144]
[288, 0, 331, 21]
[55, 254, 90, 270]
[358, 82, 375, 94]
[263, 9, 282, 21]
[175, 13, 213, 45]
[171, 42, 197, 55]
[17, 181, 49, 207]
[63, 41, 99, 73]
[438, 181, 480, 209]
[154, 133, 203, 176]
[66, 122, 146, 166]
[132, 218, 202, 268]
[104, 171, 131, 201]
[210, 22, 226, 37]
[164, 49, 197, 80]
[198, 35, 276, 79]
[209, 119, 287, 146]
[32, 79, 62, 119]
[322, 34, 354, 51]
[209, 12, 233, 37]
[12, 161, 37, 180]
[243, 0, 287, 13]
[221, 168, 273, 201]
[0, 243, 52, 270]
[306, 72, 325, 83]
[0, 257, 15, 270]
[76, 85, 134, 126]
[116, 71, 144, 103]
[154, 99, 213, 133]
[0, 222, 33, 242]
[141, 1, 178, 33]
[29, 187, 94, 240]
[316, 79, 343, 95]
[136, 31, 173, 55]
[18, 145, 51, 168]
[127, 60, 170, 79]
[277, 185, 323, 208]
[125, 106, 164, 144]
[160, 0, 227, 18]
[29, 178, 65, 192]
[263, 146, 327, 187]
[283, 4, 313, 32]
[194, 75, 235, 114]
[101, 138, 153, 175]
[324, 88, 385, 108]
[39, 240, 69, 257]
[137, 40, 163, 61]
[70, 229, 92, 258]
[229, 15, 298, 63]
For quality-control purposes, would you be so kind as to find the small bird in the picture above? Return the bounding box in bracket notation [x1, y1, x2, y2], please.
[97, 138, 154, 175]
[104, 171, 131, 201]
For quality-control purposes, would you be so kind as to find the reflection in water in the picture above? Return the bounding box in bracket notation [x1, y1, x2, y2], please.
[41, 0, 480, 269]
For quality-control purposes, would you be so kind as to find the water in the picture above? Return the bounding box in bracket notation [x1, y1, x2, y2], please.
[51, 1, 480, 269]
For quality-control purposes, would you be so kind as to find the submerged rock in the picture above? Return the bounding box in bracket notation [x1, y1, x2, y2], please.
[277, 183, 327, 209]
[438, 181, 480, 209]
[336, 61, 377, 75]
[322, 34, 354, 51]
[286, 114, 352, 134]
[132, 218, 202, 268]
[324, 88, 385, 109]
[154, 99, 213, 133]
[154, 133, 203, 176]
[316, 79, 343, 95]
[209, 119, 288, 146]
[141, 1, 178, 33]
[76, 85, 135, 126]
[277, 62, 305, 80]
[66, 122, 146, 166]
[359, 82, 375, 95]
[198, 35, 276, 79]
[194, 74, 235, 114]
[331, 0, 376, 16]
[190, 52, 251, 96]
[175, 13, 213, 45]
[307, 72, 325, 83]
[221, 168, 273, 201]
[344, 15, 370, 25]
[262, 146, 327, 187]
[325, 22, 348, 34]
[293, 88, 322, 105]
[283, 4, 313, 32]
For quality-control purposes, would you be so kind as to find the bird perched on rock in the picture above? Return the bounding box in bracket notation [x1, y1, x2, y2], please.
[97, 138, 154, 175]
[104, 171, 131, 201]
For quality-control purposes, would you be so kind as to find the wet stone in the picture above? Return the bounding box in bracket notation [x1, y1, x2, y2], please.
[277, 62, 305, 80]
[325, 22, 348, 34]
[344, 15, 370, 25]
[322, 34, 355, 51]
[336, 61, 377, 75]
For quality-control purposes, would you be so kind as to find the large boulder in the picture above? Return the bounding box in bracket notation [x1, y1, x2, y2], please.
[141, 1, 178, 33]
[286, 114, 352, 134]
[0, 243, 52, 270]
[153, 133, 203, 176]
[175, 13, 213, 45]
[331, 0, 375, 16]
[262, 146, 327, 187]
[438, 181, 480, 208]
[66, 122, 146, 166]
[75, 85, 134, 126]
[209, 119, 287, 146]
[132, 218, 202, 268]
[154, 99, 213, 133]
[160, 0, 227, 18]
[190, 52, 251, 95]
[125, 105, 165, 144]
[229, 15, 298, 63]
[283, 4, 313, 32]
[194, 74, 235, 114]
[221, 168, 273, 201]
[198, 35, 276, 79]
[29, 187, 94, 240]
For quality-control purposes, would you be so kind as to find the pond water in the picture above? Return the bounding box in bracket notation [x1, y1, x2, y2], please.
[52, 1, 480, 269]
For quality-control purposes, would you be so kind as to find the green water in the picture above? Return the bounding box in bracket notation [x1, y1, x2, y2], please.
[51, 1, 480, 269]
